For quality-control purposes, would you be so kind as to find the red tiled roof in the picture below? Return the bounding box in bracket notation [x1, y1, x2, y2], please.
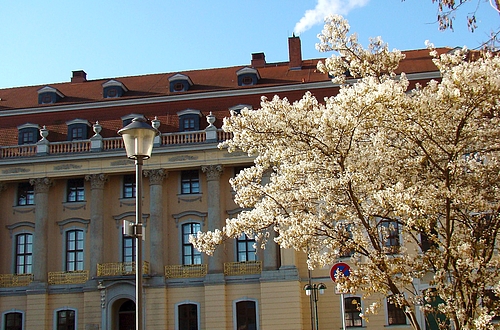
[0, 48, 448, 112]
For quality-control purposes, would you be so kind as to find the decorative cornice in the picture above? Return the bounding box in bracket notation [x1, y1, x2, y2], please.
[56, 218, 91, 234]
[6, 221, 35, 238]
[2, 167, 30, 174]
[112, 211, 149, 229]
[169, 155, 199, 162]
[54, 164, 83, 171]
[171, 210, 208, 227]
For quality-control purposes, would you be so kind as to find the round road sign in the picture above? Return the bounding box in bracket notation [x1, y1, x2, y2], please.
[330, 262, 350, 282]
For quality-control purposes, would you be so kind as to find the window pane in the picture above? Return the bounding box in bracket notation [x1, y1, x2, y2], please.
[17, 182, 34, 206]
[15, 233, 33, 274]
[66, 230, 84, 271]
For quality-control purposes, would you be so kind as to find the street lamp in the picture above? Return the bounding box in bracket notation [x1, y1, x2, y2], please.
[304, 283, 327, 330]
[118, 117, 159, 330]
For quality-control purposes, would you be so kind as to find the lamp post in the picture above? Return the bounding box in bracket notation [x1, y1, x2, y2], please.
[304, 283, 327, 330]
[118, 117, 159, 330]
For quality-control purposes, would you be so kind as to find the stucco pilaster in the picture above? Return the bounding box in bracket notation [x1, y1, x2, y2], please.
[85, 174, 108, 278]
[144, 169, 167, 276]
[201, 165, 223, 273]
[29, 177, 53, 283]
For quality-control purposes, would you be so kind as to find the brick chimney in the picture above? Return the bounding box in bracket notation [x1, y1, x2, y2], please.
[71, 70, 87, 83]
[251, 52, 266, 68]
[288, 35, 302, 70]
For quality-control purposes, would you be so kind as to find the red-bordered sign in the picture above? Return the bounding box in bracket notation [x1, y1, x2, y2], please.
[330, 262, 350, 282]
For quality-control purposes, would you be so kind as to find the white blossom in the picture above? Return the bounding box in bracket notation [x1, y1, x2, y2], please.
[193, 15, 500, 330]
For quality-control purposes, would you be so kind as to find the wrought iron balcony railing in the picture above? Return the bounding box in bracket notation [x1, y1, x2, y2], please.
[224, 261, 262, 276]
[0, 273, 33, 288]
[97, 261, 150, 277]
[165, 264, 208, 279]
[48, 270, 89, 285]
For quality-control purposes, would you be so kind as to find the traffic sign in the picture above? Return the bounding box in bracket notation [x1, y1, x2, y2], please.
[330, 262, 350, 282]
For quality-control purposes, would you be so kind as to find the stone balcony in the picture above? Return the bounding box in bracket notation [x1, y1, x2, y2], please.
[0, 129, 231, 159]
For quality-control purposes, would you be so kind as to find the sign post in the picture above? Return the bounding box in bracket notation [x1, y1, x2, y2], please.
[330, 263, 351, 330]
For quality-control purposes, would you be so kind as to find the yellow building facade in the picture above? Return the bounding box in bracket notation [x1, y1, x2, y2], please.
[0, 37, 445, 330]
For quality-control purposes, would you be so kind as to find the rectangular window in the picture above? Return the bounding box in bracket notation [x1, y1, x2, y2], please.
[17, 182, 34, 206]
[15, 233, 33, 274]
[66, 230, 84, 271]
[182, 223, 202, 265]
[181, 170, 200, 194]
[236, 301, 257, 330]
[381, 220, 400, 254]
[71, 127, 84, 140]
[67, 178, 85, 202]
[178, 304, 198, 330]
[344, 297, 362, 328]
[183, 118, 195, 131]
[21, 131, 35, 144]
[57, 310, 75, 330]
[4, 312, 22, 330]
[123, 175, 136, 198]
[387, 299, 407, 325]
[237, 234, 256, 262]
[123, 235, 135, 263]
[483, 290, 500, 321]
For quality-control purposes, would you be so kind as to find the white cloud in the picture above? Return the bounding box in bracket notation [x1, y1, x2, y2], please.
[293, 0, 370, 35]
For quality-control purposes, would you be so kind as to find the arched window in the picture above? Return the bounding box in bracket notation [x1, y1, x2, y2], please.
[236, 300, 257, 330]
[3, 312, 23, 330]
[177, 303, 198, 330]
[56, 309, 76, 330]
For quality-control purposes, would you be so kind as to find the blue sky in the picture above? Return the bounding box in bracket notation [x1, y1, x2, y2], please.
[0, 0, 498, 89]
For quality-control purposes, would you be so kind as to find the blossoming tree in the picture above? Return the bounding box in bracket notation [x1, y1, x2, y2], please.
[192, 15, 500, 330]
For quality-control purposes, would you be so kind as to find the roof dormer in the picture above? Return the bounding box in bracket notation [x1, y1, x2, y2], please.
[168, 73, 193, 92]
[37, 86, 64, 105]
[236, 67, 260, 86]
[102, 80, 128, 98]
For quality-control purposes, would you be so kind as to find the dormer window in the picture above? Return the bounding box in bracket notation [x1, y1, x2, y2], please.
[229, 104, 253, 115]
[66, 119, 91, 141]
[177, 109, 201, 132]
[37, 86, 64, 105]
[102, 80, 128, 98]
[121, 114, 145, 128]
[236, 67, 260, 86]
[17, 123, 39, 145]
[168, 73, 193, 92]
